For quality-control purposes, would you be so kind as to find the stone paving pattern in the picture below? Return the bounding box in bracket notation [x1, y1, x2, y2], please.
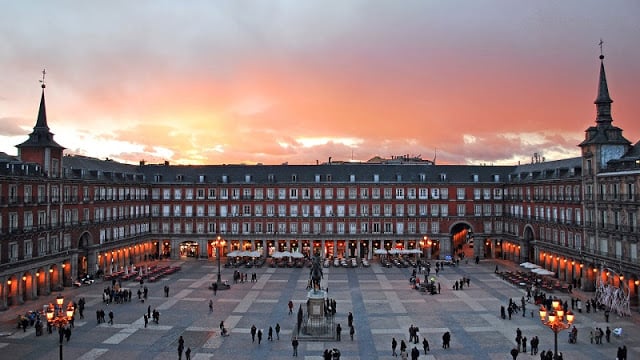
[0, 258, 637, 359]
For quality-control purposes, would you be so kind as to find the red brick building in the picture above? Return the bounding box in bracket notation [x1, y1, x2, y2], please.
[0, 55, 638, 312]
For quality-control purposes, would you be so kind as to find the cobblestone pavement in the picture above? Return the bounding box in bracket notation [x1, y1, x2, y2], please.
[0, 258, 637, 359]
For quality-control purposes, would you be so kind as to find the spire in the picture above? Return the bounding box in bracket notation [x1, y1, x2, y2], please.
[35, 71, 49, 130]
[594, 40, 613, 125]
[16, 69, 64, 150]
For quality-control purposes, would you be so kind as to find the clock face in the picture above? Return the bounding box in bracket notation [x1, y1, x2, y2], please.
[601, 145, 625, 167]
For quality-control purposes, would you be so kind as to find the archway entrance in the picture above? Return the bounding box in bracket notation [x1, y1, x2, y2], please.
[524, 226, 535, 263]
[77, 231, 92, 277]
[450, 222, 473, 260]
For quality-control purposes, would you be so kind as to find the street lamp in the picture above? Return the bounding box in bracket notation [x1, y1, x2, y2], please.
[212, 236, 226, 285]
[45, 294, 75, 360]
[539, 299, 574, 359]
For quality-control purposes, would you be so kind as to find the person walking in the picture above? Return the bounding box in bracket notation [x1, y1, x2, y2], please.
[143, 314, 148, 328]
[268, 326, 273, 341]
[185, 347, 191, 360]
[349, 324, 355, 340]
[178, 336, 184, 360]
[422, 337, 430, 354]
[251, 324, 257, 342]
[275, 323, 281, 340]
[336, 323, 342, 341]
[108, 310, 114, 325]
[292, 336, 299, 357]
[288, 300, 294, 315]
[257, 328, 263, 344]
[209, 299, 213, 313]
[392, 337, 398, 357]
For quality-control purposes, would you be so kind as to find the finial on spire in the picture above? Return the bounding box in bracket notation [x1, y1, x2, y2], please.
[39, 68, 46, 89]
[599, 39, 604, 60]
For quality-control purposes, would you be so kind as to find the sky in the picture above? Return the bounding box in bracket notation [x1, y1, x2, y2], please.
[1, 1, 640, 166]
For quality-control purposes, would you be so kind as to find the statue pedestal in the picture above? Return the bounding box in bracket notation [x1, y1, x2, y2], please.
[302, 289, 333, 338]
[307, 289, 326, 317]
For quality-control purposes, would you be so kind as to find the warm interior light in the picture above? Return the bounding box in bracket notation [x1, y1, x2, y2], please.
[635, 280, 640, 286]
[61, 264, 66, 268]
[580, 263, 584, 268]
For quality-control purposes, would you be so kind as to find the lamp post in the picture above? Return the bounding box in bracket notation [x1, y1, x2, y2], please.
[212, 236, 226, 285]
[45, 294, 75, 360]
[539, 299, 574, 359]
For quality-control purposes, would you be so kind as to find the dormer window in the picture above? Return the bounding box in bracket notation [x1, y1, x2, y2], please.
[292, 174, 298, 182]
[440, 173, 447, 181]
[268, 174, 275, 182]
[245, 174, 252, 183]
[176, 174, 184, 182]
[199, 175, 206, 183]
[472, 174, 479, 182]
[350, 174, 356, 182]
[222, 175, 228, 183]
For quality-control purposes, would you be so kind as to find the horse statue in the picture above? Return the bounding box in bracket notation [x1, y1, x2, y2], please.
[310, 255, 323, 292]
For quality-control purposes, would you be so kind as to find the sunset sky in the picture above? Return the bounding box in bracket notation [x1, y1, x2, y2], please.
[1, 1, 640, 166]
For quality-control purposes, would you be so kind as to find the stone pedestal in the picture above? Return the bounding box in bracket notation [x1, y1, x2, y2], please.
[300, 289, 334, 339]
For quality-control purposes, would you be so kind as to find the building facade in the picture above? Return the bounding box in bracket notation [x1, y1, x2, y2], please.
[0, 55, 638, 311]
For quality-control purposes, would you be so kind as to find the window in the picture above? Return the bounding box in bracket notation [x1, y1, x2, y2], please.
[324, 188, 333, 199]
[360, 188, 369, 199]
[208, 188, 217, 199]
[384, 188, 392, 199]
[457, 204, 465, 216]
[10, 242, 19, 261]
[457, 188, 465, 200]
[440, 204, 448, 217]
[372, 188, 380, 199]
[419, 188, 428, 199]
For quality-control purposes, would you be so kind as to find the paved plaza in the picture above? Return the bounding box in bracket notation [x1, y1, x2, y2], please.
[0, 258, 637, 359]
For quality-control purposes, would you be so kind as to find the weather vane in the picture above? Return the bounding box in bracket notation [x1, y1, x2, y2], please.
[599, 39, 604, 57]
[40, 68, 46, 88]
